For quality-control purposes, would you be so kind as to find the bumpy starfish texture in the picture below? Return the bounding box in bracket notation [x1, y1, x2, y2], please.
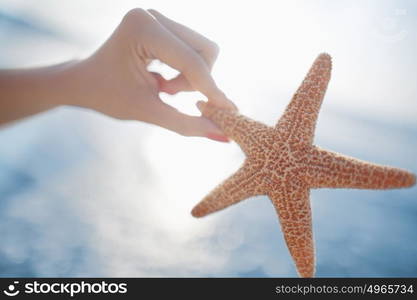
[192, 53, 416, 278]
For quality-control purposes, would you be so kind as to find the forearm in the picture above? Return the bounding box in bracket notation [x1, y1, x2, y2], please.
[0, 61, 85, 125]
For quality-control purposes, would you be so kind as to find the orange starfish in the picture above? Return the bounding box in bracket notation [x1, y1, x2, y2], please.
[192, 53, 416, 277]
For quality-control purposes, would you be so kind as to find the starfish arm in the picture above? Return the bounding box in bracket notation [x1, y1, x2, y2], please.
[275, 53, 332, 145]
[199, 102, 271, 156]
[306, 147, 416, 189]
[269, 182, 315, 278]
[192, 162, 262, 217]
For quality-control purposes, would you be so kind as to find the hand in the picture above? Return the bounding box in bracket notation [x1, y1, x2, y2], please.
[73, 8, 236, 141]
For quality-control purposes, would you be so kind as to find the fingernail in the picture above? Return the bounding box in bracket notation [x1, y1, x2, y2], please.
[206, 133, 229, 143]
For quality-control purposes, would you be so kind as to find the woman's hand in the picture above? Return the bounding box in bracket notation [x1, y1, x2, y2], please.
[72, 8, 236, 141]
[0, 9, 236, 142]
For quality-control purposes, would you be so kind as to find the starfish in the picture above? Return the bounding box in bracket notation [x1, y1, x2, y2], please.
[191, 53, 416, 277]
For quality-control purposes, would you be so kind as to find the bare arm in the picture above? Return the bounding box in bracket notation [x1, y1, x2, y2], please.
[0, 61, 81, 124]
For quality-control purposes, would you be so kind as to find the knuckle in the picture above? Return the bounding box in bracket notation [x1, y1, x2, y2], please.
[125, 8, 147, 18]
[205, 40, 220, 61]
[209, 40, 220, 56]
[123, 8, 155, 26]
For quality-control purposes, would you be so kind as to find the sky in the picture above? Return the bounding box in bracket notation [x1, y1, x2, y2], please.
[0, 0, 416, 277]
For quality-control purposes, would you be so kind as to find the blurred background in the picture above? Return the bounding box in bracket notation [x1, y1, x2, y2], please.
[0, 0, 416, 277]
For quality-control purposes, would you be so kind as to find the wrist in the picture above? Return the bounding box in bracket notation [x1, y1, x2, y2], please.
[0, 62, 85, 124]
[45, 59, 90, 108]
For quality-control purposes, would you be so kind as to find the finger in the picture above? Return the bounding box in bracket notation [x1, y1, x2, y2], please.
[148, 98, 229, 142]
[198, 98, 238, 115]
[151, 72, 193, 95]
[196, 100, 207, 113]
[151, 73, 237, 115]
[148, 33, 223, 99]
[147, 9, 219, 68]
[162, 75, 193, 94]
[208, 97, 238, 112]
[150, 72, 179, 95]
[152, 72, 193, 95]
[142, 16, 237, 110]
[153, 72, 237, 113]
[148, 9, 238, 111]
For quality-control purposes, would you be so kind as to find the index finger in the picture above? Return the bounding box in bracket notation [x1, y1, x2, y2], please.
[141, 15, 234, 109]
[147, 9, 219, 69]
